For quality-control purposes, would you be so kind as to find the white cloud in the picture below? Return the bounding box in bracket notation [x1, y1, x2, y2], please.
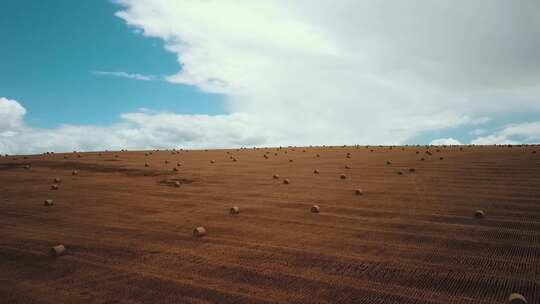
[471, 121, 540, 144]
[0, 97, 26, 132]
[112, 0, 540, 146]
[92, 70, 158, 81]
[0, 98, 265, 154]
[430, 138, 463, 146]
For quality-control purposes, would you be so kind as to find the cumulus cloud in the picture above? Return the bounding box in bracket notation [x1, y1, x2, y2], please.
[471, 121, 540, 144]
[0, 97, 265, 154]
[0, 97, 26, 132]
[92, 70, 158, 81]
[113, 0, 540, 146]
[430, 138, 463, 146]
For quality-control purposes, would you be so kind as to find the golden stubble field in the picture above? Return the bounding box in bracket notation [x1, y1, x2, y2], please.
[1, 145, 539, 304]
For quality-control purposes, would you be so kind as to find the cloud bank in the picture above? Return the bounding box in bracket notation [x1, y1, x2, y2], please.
[113, 0, 540, 144]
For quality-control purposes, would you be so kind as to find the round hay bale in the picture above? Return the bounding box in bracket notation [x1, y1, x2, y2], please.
[355, 188, 363, 195]
[173, 167, 178, 172]
[474, 209, 485, 219]
[51, 184, 59, 190]
[44, 199, 54, 206]
[420, 158, 425, 161]
[345, 165, 351, 169]
[49, 245, 66, 257]
[311, 205, 320, 213]
[386, 160, 392, 165]
[53, 177, 61, 183]
[439, 157, 444, 160]
[273, 174, 280, 179]
[174, 181, 181, 187]
[283, 178, 290, 184]
[409, 168, 416, 172]
[397, 171, 403, 175]
[177, 162, 182, 166]
[508, 293, 527, 304]
[263, 154, 269, 159]
[230, 206, 240, 214]
[210, 160, 215, 164]
[313, 169, 320, 174]
[77, 154, 81, 158]
[416, 151, 419, 154]
[145, 162, 150, 167]
[316, 154, 320, 157]
[72, 170, 78, 175]
[193, 226, 206, 237]
[340, 174, 347, 179]
[289, 159, 293, 162]
[165, 160, 169, 164]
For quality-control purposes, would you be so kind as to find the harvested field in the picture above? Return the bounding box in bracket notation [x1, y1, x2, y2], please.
[1, 146, 539, 303]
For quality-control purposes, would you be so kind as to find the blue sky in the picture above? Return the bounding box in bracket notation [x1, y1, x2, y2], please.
[0, 0, 225, 128]
[0, 1, 539, 154]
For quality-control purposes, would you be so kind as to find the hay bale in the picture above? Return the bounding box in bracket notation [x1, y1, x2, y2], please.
[177, 162, 182, 166]
[509, 293, 527, 304]
[386, 160, 392, 165]
[230, 206, 240, 214]
[174, 181, 181, 187]
[397, 171, 403, 175]
[165, 160, 169, 164]
[193, 226, 206, 237]
[283, 178, 290, 184]
[173, 167, 178, 172]
[210, 160, 215, 164]
[289, 159, 293, 162]
[439, 157, 444, 160]
[340, 174, 347, 179]
[311, 205, 320, 213]
[355, 188, 363, 195]
[273, 174, 280, 179]
[145, 162, 150, 167]
[316, 154, 320, 157]
[51, 184, 59, 190]
[345, 165, 351, 169]
[44, 199, 54, 206]
[49, 245, 66, 257]
[409, 168, 416, 172]
[313, 169, 320, 174]
[72, 170, 78, 175]
[53, 177, 61, 183]
[474, 209, 485, 219]
[420, 158, 425, 161]
[23, 164, 31, 170]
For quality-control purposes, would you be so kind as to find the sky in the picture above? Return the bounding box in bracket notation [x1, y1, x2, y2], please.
[1, 0, 540, 154]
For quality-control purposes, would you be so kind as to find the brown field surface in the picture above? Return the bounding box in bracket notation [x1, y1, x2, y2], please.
[1, 146, 539, 303]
